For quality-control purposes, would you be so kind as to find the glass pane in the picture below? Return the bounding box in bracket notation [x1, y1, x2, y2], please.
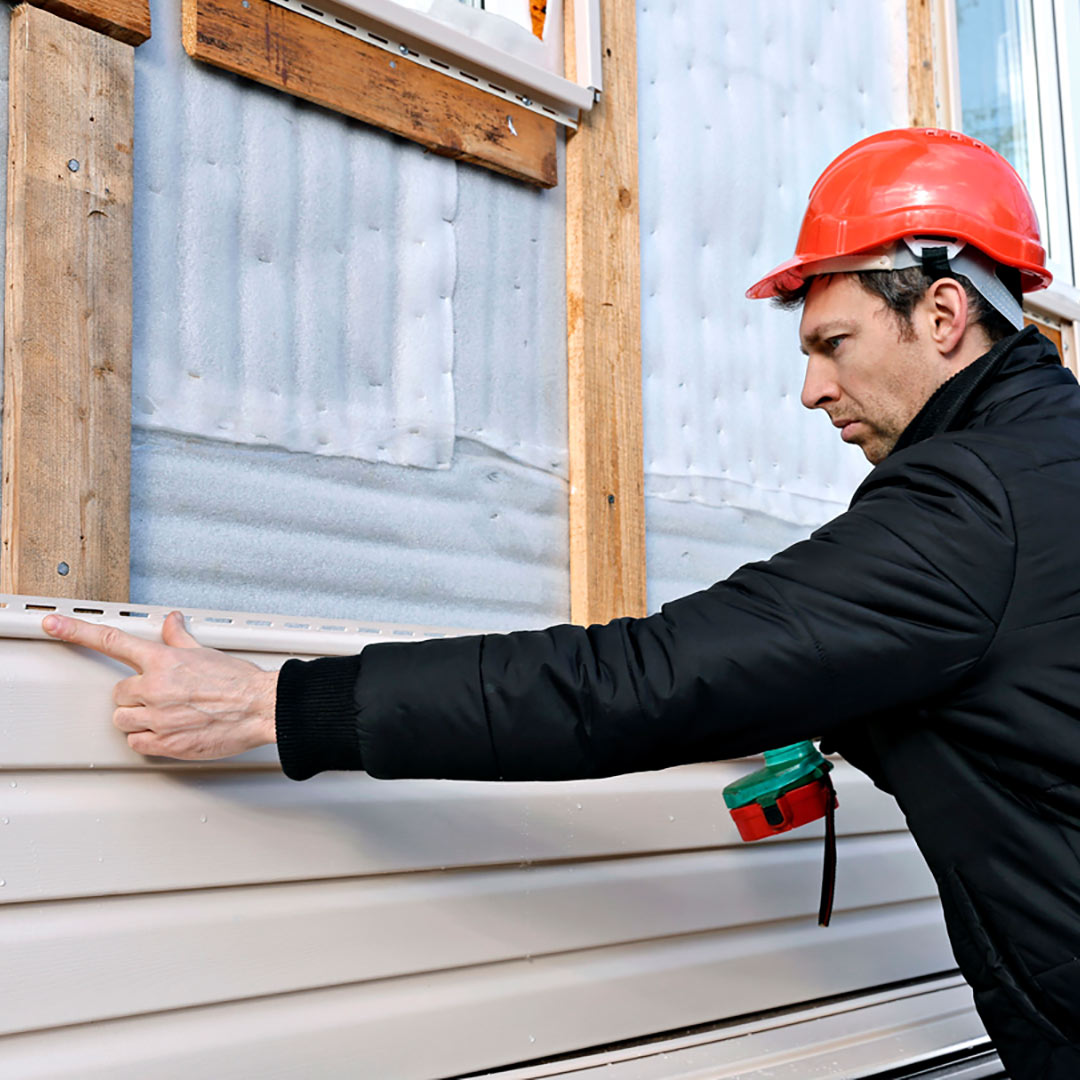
[955, 0, 1040, 195]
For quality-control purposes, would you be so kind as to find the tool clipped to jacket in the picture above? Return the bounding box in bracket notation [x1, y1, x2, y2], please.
[722, 741, 839, 926]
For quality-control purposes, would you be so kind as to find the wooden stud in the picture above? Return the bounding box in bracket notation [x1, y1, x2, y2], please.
[1024, 314, 1066, 364]
[27, 0, 150, 47]
[2, 4, 133, 600]
[907, 0, 936, 127]
[182, 0, 558, 188]
[565, 0, 646, 625]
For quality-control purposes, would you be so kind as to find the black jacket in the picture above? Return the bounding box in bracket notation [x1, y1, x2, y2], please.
[276, 327, 1080, 1078]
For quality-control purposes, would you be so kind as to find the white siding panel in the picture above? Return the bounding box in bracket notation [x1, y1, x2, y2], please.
[1, 835, 936, 1035]
[481, 979, 988, 1080]
[0, 764, 903, 904]
[0, 903, 953, 1080]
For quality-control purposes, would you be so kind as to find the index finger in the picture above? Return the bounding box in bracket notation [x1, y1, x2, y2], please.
[42, 614, 160, 672]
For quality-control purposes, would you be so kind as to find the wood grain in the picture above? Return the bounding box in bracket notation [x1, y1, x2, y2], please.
[907, 0, 936, 127]
[182, 0, 558, 187]
[565, 0, 646, 625]
[2, 5, 133, 600]
[28, 0, 150, 46]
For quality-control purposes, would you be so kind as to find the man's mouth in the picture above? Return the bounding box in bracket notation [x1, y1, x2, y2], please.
[832, 418, 862, 442]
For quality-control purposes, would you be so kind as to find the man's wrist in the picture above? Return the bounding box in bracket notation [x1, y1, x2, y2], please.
[259, 668, 280, 746]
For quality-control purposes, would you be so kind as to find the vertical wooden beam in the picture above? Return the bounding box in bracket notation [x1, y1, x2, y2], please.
[907, 0, 936, 127]
[565, 0, 646, 626]
[907, 0, 960, 129]
[2, 4, 133, 600]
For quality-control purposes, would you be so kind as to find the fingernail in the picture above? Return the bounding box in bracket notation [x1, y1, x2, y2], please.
[43, 615, 64, 634]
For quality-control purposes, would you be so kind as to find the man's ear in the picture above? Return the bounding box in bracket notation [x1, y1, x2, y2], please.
[925, 278, 969, 356]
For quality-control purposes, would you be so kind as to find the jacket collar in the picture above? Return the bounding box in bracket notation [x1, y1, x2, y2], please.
[891, 325, 1068, 455]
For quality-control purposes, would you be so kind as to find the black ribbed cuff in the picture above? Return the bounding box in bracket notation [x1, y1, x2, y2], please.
[275, 655, 365, 780]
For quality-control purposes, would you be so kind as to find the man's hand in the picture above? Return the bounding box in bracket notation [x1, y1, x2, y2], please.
[42, 611, 278, 760]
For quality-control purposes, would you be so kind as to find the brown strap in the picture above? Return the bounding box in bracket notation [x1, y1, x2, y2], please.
[818, 773, 837, 927]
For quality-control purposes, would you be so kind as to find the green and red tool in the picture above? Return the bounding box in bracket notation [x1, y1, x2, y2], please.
[722, 741, 839, 925]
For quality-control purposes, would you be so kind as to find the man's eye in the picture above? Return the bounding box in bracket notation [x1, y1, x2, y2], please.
[825, 335, 846, 351]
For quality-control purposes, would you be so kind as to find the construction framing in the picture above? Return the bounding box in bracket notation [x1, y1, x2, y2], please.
[2, 3, 135, 601]
[3, 0, 645, 626]
[565, 0, 645, 625]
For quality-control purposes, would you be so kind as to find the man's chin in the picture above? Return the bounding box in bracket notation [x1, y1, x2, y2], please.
[862, 436, 897, 466]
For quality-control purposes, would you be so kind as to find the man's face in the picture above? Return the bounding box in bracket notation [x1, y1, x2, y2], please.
[798, 274, 948, 465]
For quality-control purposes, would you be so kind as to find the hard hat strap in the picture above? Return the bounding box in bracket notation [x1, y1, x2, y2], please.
[895, 237, 1025, 331]
[797, 238, 1025, 331]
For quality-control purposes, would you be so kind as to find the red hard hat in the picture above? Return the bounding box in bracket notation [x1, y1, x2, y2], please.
[746, 128, 1051, 299]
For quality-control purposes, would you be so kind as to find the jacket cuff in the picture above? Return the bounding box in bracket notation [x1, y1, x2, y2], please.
[275, 655, 365, 780]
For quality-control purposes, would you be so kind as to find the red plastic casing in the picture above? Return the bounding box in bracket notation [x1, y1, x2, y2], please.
[746, 128, 1051, 299]
[729, 778, 839, 842]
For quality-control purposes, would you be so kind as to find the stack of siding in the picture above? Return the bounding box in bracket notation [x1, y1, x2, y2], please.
[0, 600, 957, 1078]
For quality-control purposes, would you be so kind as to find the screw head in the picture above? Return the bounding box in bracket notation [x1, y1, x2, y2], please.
[67, 159, 80, 172]
[57, 562, 70, 576]
[398, 44, 409, 55]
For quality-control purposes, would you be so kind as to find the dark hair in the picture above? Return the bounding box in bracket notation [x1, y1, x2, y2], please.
[774, 265, 1020, 344]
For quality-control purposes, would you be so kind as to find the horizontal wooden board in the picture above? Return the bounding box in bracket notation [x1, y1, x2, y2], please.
[0, 834, 936, 1035]
[0, 902, 954, 1079]
[181, 0, 558, 186]
[28, 0, 151, 46]
[0, 764, 905, 903]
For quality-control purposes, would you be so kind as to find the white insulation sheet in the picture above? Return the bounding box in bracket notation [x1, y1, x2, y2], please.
[638, 0, 908, 603]
[130, 0, 568, 625]
[134, 0, 566, 475]
[135, 6, 457, 467]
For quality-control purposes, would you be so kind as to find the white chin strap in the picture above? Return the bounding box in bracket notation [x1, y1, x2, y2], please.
[804, 236, 1025, 331]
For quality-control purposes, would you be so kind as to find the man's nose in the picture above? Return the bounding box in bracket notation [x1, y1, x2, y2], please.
[800, 355, 839, 410]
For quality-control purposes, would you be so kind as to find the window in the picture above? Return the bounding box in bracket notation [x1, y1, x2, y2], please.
[954, 0, 1080, 318]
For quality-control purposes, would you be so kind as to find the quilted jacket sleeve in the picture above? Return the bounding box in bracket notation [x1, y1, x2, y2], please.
[276, 439, 1016, 781]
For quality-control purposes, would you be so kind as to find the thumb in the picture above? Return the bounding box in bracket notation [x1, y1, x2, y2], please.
[161, 611, 201, 649]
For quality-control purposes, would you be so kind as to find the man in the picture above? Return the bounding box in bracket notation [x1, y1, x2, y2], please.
[43, 129, 1080, 1076]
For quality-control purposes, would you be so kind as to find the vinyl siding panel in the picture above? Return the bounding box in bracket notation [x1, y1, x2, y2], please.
[0, 906, 951, 1080]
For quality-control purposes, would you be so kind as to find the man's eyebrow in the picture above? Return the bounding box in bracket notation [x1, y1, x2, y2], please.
[800, 322, 855, 355]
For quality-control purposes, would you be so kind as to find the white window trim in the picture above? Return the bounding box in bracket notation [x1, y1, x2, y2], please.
[264, 0, 601, 127]
[1026, 280, 1080, 324]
